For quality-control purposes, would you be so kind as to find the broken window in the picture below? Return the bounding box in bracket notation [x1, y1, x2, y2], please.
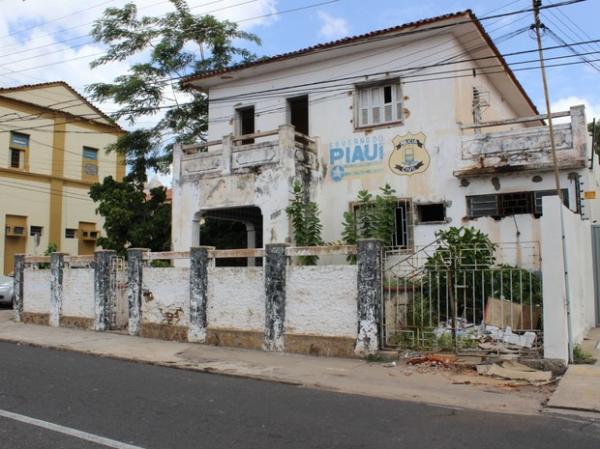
[467, 189, 569, 219]
[356, 80, 402, 128]
[30, 226, 43, 237]
[416, 203, 446, 223]
[235, 106, 255, 144]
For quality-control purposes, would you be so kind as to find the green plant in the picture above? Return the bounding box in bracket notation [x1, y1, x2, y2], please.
[341, 183, 398, 256]
[38, 242, 58, 269]
[574, 345, 597, 364]
[286, 181, 323, 265]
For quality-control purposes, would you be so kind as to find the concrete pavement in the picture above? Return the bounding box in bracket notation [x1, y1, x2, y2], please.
[1, 342, 599, 449]
[0, 310, 553, 416]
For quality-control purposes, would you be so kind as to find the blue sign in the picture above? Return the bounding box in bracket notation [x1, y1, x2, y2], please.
[328, 135, 385, 182]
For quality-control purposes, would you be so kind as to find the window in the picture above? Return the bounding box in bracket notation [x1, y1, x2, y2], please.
[82, 146, 99, 178]
[467, 190, 569, 219]
[235, 106, 255, 144]
[9, 131, 29, 170]
[83, 147, 98, 160]
[30, 226, 43, 237]
[351, 198, 412, 250]
[10, 149, 21, 168]
[12, 227, 24, 235]
[416, 203, 446, 223]
[65, 228, 77, 239]
[356, 80, 402, 128]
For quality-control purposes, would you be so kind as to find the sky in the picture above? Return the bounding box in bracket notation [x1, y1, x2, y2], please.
[0, 0, 599, 152]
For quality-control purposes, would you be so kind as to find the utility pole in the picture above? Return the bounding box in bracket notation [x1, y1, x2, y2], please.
[533, 0, 574, 363]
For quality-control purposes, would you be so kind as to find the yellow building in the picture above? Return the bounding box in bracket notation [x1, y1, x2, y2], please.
[0, 82, 125, 275]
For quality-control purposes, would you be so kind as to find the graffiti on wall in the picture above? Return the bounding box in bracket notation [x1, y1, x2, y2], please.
[389, 132, 430, 176]
[328, 135, 385, 182]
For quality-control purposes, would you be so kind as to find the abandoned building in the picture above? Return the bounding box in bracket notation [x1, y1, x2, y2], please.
[171, 10, 599, 261]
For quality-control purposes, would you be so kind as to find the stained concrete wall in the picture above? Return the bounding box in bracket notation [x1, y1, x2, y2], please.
[142, 267, 190, 327]
[61, 267, 94, 319]
[207, 267, 265, 332]
[285, 265, 358, 338]
[23, 269, 51, 314]
[542, 196, 596, 363]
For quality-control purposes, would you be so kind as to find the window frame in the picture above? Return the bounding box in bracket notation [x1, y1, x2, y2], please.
[415, 202, 448, 225]
[8, 131, 29, 171]
[354, 78, 403, 130]
[467, 189, 570, 219]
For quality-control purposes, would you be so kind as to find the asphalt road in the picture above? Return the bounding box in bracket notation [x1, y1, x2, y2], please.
[0, 342, 599, 449]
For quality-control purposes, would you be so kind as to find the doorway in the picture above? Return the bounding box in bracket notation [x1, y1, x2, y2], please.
[287, 95, 309, 136]
[236, 106, 255, 144]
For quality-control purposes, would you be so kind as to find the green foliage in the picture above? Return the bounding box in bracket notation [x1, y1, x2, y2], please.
[44, 242, 58, 256]
[341, 183, 397, 249]
[426, 226, 495, 271]
[88, 176, 171, 255]
[87, 0, 261, 182]
[574, 344, 597, 364]
[286, 181, 323, 265]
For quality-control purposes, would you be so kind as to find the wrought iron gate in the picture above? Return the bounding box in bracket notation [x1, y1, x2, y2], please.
[381, 241, 543, 349]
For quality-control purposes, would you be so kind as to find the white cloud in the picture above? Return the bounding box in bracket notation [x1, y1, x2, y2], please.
[550, 96, 600, 124]
[317, 11, 348, 40]
[0, 0, 278, 127]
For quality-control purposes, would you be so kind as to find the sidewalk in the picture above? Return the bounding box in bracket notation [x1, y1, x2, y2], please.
[0, 310, 551, 416]
[546, 328, 600, 416]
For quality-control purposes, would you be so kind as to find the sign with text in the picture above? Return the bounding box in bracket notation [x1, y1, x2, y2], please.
[328, 135, 385, 182]
[389, 132, 430, 176]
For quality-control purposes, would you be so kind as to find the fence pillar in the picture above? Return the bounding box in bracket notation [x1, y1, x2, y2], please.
[94, 250, 116, 331]
[13, 254, 25, 322]
[264, 243, 288, 352]
[189, 246, 213, 343]
[127, 248, 148, 336]
[49, 252, 65, 327]
[355, 239, 382, 356]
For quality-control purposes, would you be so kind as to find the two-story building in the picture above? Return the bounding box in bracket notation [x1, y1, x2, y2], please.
[0, 81, 125, 275]
[172, 10, 599, 259]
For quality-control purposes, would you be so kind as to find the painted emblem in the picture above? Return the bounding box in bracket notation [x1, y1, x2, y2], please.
[389, 132, 430, 175]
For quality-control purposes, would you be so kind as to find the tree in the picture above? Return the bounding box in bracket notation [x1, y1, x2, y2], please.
[87, 1, 261, 172]
[89, 176, 171, 255]
[85, 1, 260, 252]
[588, 121, 600, 157]
[286, 181, 323, 265]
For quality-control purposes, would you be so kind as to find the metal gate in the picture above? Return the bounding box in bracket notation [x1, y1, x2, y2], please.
[381, 241, 543, 350]
[108, 255, 128, 330]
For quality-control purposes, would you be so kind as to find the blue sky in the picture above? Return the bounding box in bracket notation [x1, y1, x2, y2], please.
[1, 0, 598, 120]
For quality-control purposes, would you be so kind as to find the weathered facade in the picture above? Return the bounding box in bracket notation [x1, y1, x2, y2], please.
[0, 82, 125, 275]
[172, 11, 599, 256]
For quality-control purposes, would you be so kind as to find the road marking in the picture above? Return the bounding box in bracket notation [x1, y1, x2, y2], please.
[0, 408, 146, 449]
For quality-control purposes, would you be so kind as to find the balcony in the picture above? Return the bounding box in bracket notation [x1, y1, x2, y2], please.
[455, 105, 588, 177]
[178, 124, 318, 181]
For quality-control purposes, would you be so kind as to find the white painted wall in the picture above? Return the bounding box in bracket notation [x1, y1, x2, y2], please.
[23, 269, 50, 313]
[61, 267, 94, 318]
[285, 265, 358, 338]
[142, 267, 190, 327]
[207, 267, 265, 332]
[542, 196, 596, 362]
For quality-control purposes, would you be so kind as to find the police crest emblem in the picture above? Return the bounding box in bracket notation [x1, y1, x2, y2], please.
[389, 132, 430, 175]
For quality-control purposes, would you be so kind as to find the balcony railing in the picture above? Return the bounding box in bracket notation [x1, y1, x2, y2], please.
[178, 124, 318, 180]
[456, 105, 588, 177]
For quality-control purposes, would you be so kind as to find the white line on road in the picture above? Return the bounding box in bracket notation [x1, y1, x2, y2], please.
[0, 408, 146, 449]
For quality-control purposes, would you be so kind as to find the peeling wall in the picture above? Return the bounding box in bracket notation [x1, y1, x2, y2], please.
[142, 267, 190, 327]
[285, 265, 358, 338]
[207, 267, 265, 332]
[23, 269, 51, 314]
[62, 267, 94, 319]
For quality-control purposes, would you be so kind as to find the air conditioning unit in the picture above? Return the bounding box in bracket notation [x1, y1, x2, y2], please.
[5, 226, 26, 237]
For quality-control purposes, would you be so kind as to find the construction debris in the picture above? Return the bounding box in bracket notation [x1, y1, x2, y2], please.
[476, 361, 552, 383]
[432, 320, 538, 350]
[407, 354, 456, 368]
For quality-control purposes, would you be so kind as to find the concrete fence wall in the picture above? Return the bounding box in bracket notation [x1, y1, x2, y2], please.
[542, 196, 597, 363]
[15, 241, 382, 358]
